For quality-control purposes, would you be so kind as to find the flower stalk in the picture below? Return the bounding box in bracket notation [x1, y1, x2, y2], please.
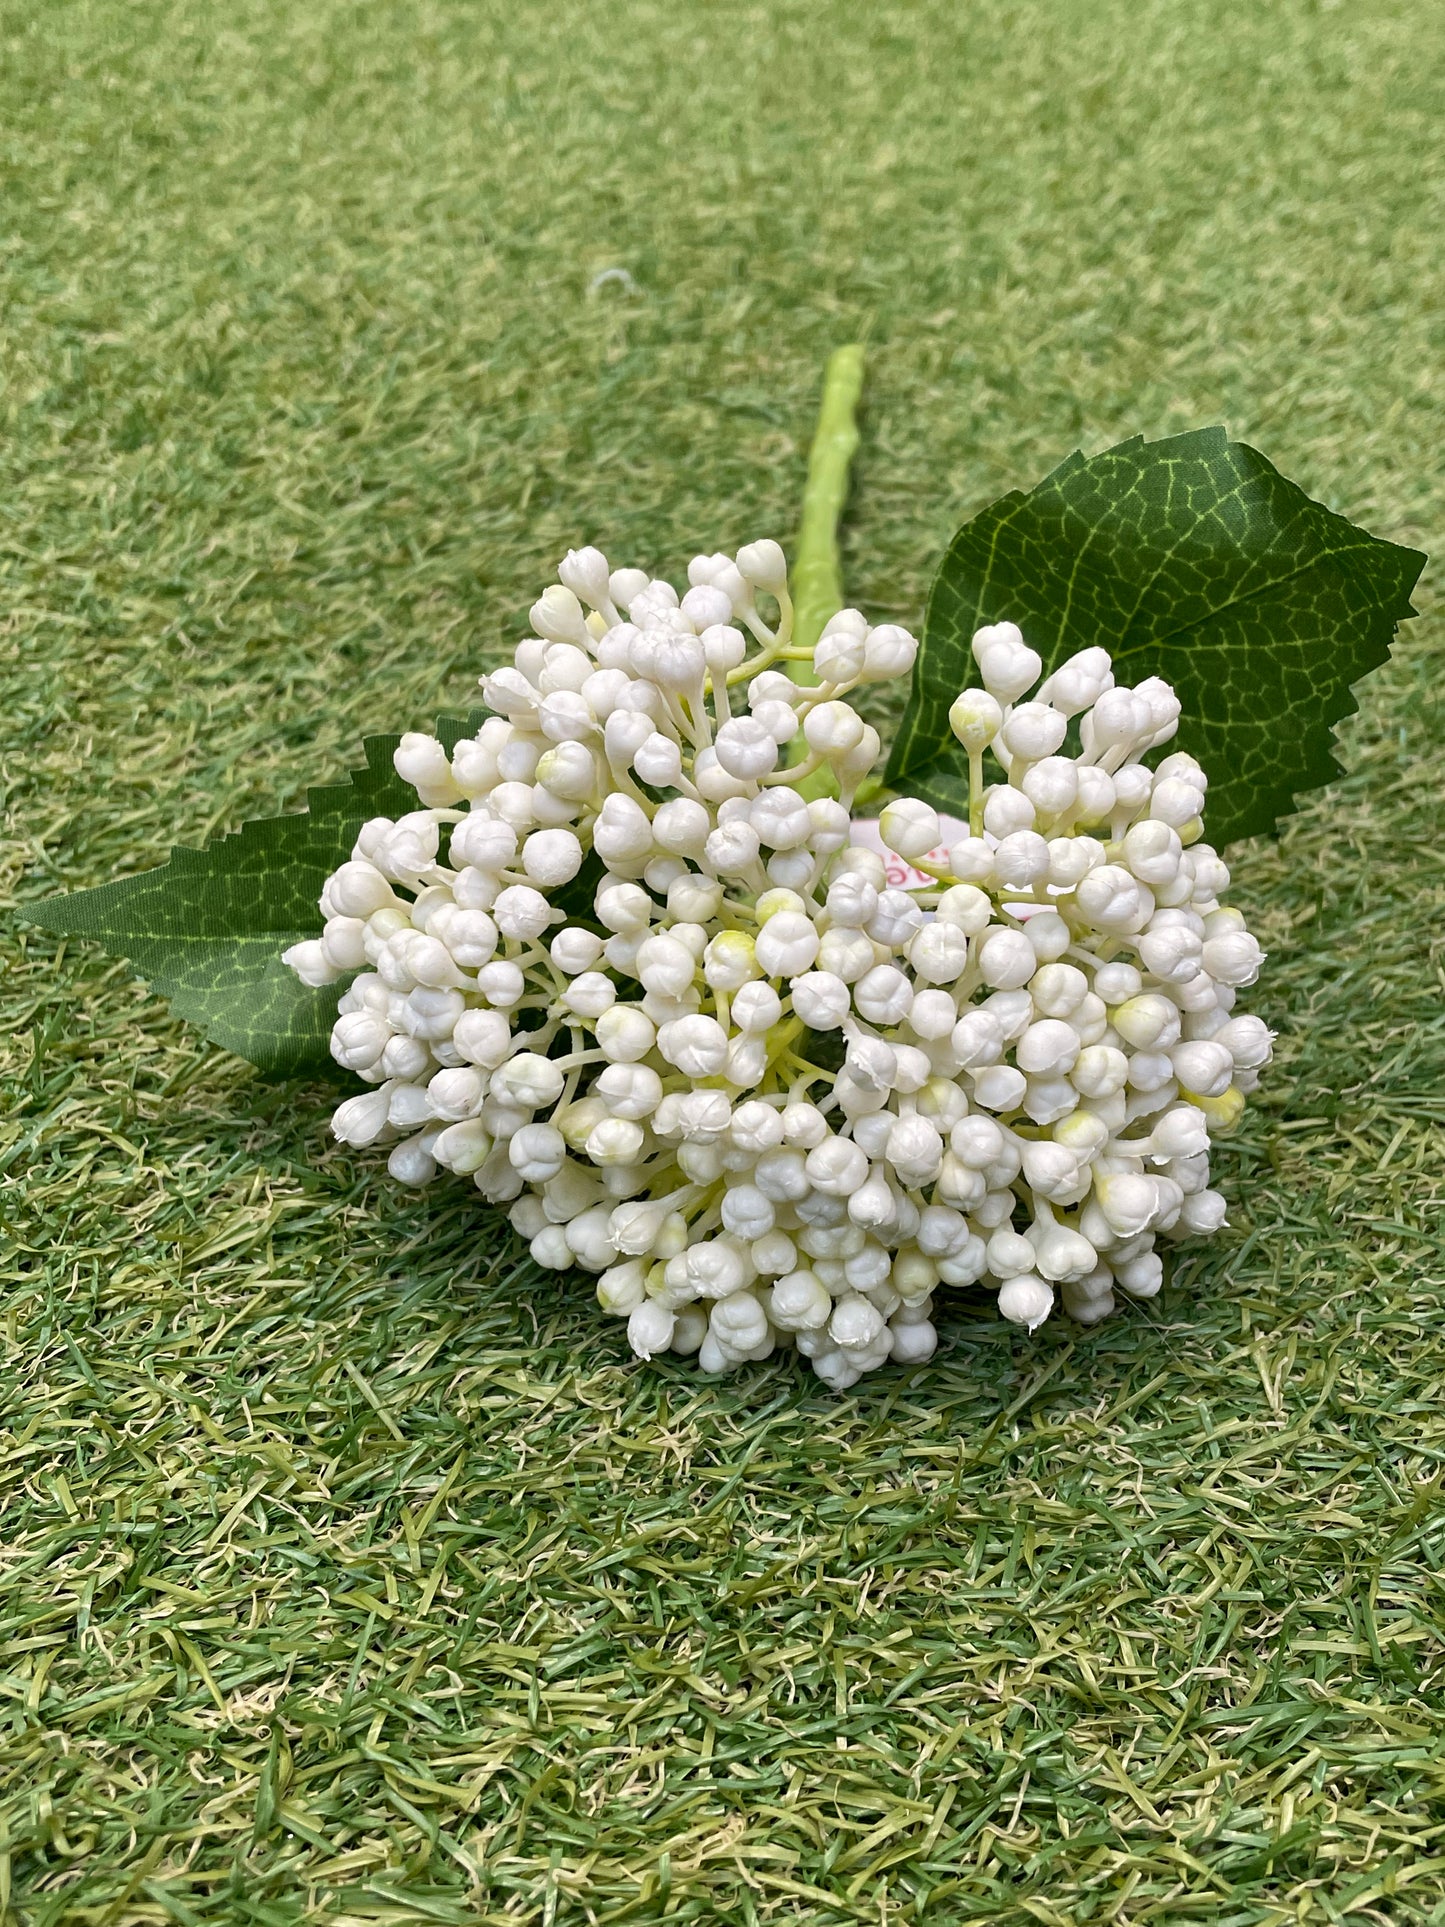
[786, 344, 865, 800]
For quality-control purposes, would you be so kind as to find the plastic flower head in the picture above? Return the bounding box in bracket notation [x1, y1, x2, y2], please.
[287, 548, 1269, 1390]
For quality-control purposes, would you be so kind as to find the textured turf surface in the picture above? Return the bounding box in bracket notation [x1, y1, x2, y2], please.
[3, 1, 1443, 1920]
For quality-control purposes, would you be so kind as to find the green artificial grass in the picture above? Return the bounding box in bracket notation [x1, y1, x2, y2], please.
[3, 0, 1444, 1919]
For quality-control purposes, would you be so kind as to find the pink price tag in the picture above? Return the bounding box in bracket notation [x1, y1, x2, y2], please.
[849, 817, 969, 891]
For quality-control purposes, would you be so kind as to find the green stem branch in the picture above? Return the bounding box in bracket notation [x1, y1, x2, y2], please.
[792, 343, 864, 664]
[785, 344, 865, 799]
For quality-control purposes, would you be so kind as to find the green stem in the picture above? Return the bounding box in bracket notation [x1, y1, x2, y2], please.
[792, 343, 864, 662]
[785, 344, 865, 799]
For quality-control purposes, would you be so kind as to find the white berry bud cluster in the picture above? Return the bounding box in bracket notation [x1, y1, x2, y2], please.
[285, 545, 1270, 1390]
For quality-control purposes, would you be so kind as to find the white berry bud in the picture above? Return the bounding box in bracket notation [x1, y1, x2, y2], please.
[330, 1010, 389, 1072]
[1020, 756, 1079, 816]
[714, 716, 779, 780]
[701, 623, 747, 674]
[633, 732, 685, 788]
[803, 700, 867, 756]
[547, 928, 602, 977]
[521, 828, 582, 888]
[735, 539, 788, 593]
[1179, 1188, 1228, 1234]
[854, 964, 914, 1026]
[750, 789, 812, 852]
[860, 625, 918, 681]
[1150, 776, 1205, 828]
[586, 1116, 646, 1166]
[1016, 1018, 1082, 1077]
[1112, 994, 1181, 1052]
[595, 1005, 656, 1063]
[593, 793, 656, 868]
[658, 1014, 729, 1078]
[1073, 865, 1147, 934]
[752, 699, 799, 746]
[1202, 929, 1264, 986]
[998, 701, 1068, 763]
[492, 885, 552, 942]
[975, 926, 1036, 991]
[509, 1123, 567, 1183]
[559, 972, 614, 1021]
[993, 831, 1052, 890]
[1138, 922, 1203, 983]
[331, 1087, 393, 1147]
[594, 886, 652, 940]
[702, 930, 759, 992]
[530, 584, 589, 643]
[948, 687, 1004, 752]
[731, 980, 784, 1035]
[1095, 1172, 1160, 1237]
[283, 940, 341, 988]
[1123, 819, 1183, 886]
[1171, 1039, 1234, 1099]
[492, 1051, 566, 1112]
[1037, 646, 1113, 716]
[557, 546, 611, 607]
[628, 1301, 676, 1361]
[790, 970, 851, 1029]
[637, 933, 697, 1000]
[879, 797, 942, 861]
[805, 1136, 869, 1197]
[327, 861, 398, 924]
[1214, 1014, 1273, 1070]
[321, 917, 368, 971]
[1149, 1106, 1211, 1160]
[755, 912, 820, 979]
[428, 1067, 486, 1120]
[770, 1269, 832, 1331]
[887, 1114, 943, 1187]
[971, 622, 1041, 702]
[997, 1273, 1054, 1331]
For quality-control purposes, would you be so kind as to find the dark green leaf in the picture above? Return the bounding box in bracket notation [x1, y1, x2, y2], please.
[887, 427, 1426, 845]
[26, 713, 487, 1079]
